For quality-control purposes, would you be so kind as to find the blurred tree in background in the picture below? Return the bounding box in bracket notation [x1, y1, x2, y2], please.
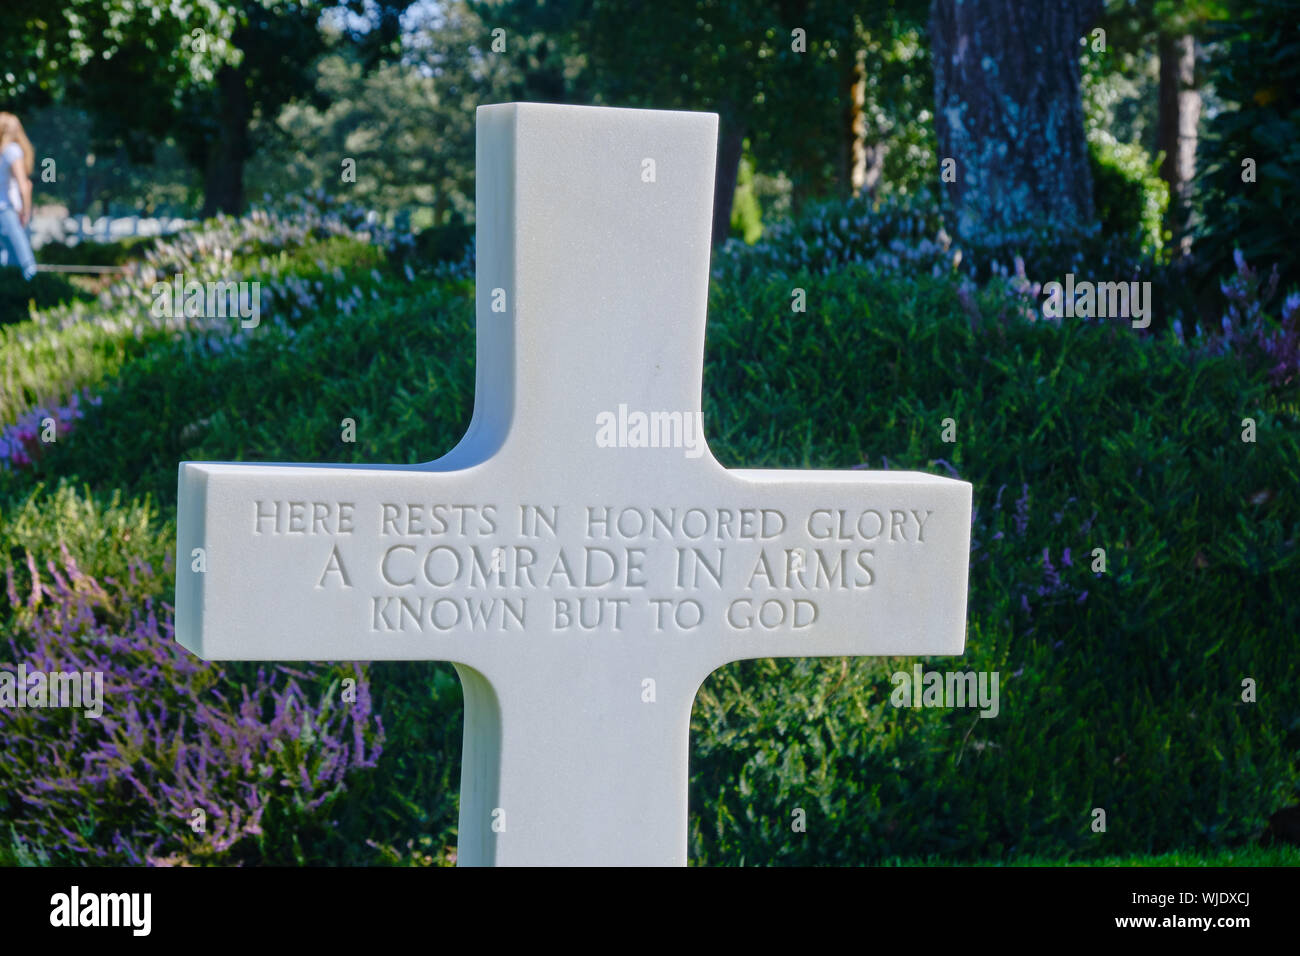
[0, 0, 1291, 295]
[0, 0, 416, 216]
[1194, 0, 1300, 293]
[246, 2, 517, 228]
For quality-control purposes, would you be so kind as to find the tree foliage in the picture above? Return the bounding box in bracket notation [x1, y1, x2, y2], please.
[0, 1, 418, 214]
[1194, 0, 1300, 292]
[247, 1, 518, 225]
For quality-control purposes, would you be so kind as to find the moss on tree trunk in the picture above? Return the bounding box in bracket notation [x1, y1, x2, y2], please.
[930, 0, 1102, 241]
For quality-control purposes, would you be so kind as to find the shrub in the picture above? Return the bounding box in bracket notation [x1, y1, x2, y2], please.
[710, 191, 946, 285]
[0, 270, 93, 326]
[729, 150, 764, 244]
[1186, 249, 1300, 390]
[712, 190, 1196, 333]
[4, 204, 1295, 866]
[37, 235, 155, 268]
[1088, 133, 1168, 260]
[0, 194, 408, 428]
[0, 483, 170, 611]
[13, 267, 470, 509]
[691, 264, 1297, 862]
[0, 550, 383, 865]
[410, 219, 473, 266]
[0, 391, 99, 471]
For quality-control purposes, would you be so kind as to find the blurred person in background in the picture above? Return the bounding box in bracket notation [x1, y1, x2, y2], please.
[0, 112, 36, 280]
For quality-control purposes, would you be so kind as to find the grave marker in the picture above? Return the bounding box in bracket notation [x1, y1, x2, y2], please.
[175, 103, 972, 866]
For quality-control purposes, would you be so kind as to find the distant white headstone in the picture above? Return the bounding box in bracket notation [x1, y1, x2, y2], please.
[175, 103, 972, 866]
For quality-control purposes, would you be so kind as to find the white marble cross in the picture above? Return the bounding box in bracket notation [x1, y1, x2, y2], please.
[175, 103, 972, 866]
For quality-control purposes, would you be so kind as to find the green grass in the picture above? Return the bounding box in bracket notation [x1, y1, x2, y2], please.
[886, 845, 1300, 866]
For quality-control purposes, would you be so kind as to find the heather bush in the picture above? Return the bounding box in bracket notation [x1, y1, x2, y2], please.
[0, 484, 171, 608]
[708, 189, 1300, 345]
[0, 391, 100, 471]
[0, 549, 383, 866]
[0, 192, 412, 427]
[709, 191, 948, 285]
[1182, 250, 1300, 390]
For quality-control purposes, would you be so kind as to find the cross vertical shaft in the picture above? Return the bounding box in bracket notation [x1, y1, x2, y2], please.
[466, 103, 718, 467]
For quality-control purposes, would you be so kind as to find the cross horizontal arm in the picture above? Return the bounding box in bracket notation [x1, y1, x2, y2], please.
[177, 458, 970, 673]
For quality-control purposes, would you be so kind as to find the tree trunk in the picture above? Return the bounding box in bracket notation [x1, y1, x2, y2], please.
[711, 117, 746, 246]
[202, 65, 250, 217]
[843, 44, 885, 199]
[930, 0, 1103, 240]
[1157, 33, 1200, 253]
[434, 186, 449, 227]
[77, 160, 92, 217]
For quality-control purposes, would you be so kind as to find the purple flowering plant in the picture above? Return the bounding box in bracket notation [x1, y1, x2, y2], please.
[1177, 250, 1300, 389]
[967, 481, 1095, 627]
[1, 547, 383, 865]
[0, 391, 101, 472]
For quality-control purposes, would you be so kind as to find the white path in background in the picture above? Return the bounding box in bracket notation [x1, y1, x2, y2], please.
[29, 211, 193, 250]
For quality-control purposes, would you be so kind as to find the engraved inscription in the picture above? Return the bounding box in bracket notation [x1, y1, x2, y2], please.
[263, 501, 944, 636]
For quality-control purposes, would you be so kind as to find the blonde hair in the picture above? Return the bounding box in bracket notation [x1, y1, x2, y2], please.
[0, 113, 34, 175]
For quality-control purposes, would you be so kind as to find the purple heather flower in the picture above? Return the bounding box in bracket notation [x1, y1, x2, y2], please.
[1013, 484, 1030, 536]
[1, 554, 383, 865]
